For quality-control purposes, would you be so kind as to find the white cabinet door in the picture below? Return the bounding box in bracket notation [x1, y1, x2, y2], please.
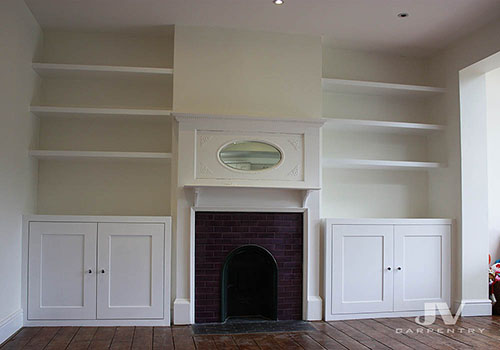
[394, 225, 451, 311]
[28, 222, 97, 320]
[332, 225, 394, 314]
[97, 223, 164, 319]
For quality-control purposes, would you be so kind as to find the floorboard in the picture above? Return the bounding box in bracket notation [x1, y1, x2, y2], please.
[3, 317, 500, 349]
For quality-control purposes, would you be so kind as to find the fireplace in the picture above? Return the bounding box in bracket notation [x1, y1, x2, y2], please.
[221, 245, 278, 321]
[195, 212, 303, 323]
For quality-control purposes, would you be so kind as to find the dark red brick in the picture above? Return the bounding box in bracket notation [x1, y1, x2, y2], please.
[195, 212, 303, 323]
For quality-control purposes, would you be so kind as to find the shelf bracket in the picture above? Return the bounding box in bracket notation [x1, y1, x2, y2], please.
[193, 187, 201, 207]
[302, 189, 314, 207]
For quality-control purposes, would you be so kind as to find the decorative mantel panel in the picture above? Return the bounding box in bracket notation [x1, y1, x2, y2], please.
[175, 113, 324, 190]
[172, 113, 325, 325]
[196, 131, 304, 181]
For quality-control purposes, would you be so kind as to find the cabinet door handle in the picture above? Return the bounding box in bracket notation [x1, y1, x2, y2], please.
[100, 269, 105, 274]
[397, 266, 402, 271]
[387, 266, 392, 271]
[88, 269, 93, 274]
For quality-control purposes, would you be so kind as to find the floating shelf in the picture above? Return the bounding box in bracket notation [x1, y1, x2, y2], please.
[322, 78, 446, 96]
[29, 150, 172, 161]
[323, 158, 444, 170]
[30, 106, 172, 118]
[32, 63, 173, 81]
[323, 118, 445, 135]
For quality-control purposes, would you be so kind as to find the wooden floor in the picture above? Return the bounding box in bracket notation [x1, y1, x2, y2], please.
[2, 317, 500, 349]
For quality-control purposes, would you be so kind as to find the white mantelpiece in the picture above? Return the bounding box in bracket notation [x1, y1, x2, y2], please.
[172, 113, 325, 324]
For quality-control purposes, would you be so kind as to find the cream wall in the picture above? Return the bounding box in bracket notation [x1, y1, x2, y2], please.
[428, 19, 500, 314]
[41, 29, 174, 68]
[173, 26, 322, 119]
[0, 0, 41, 336]
[322, 47, 430, 85]
[487, 68, 500, 260]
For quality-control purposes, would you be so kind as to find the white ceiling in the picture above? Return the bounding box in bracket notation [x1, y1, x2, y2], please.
[24, 0, 500, 57]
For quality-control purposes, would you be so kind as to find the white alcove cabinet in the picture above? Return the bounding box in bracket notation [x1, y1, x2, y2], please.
[23, 216, 171, 326]
[324, 219, 451, 320]
[28, 222, 98, 320]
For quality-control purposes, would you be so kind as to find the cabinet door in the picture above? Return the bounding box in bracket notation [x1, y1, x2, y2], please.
[97, 223, 164, 319]
[332, 225, 394, 314]
[394, 225, 451, 312]
[28, 222, 97, 320]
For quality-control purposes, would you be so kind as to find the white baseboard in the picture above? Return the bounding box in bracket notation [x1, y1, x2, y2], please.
[173, 298, 191, 325]
[452, 299, 492, 316]
[23, 319, 170, 327]
[306, 296, 323, 321]
[0, 309, 23, 345]
[326, 310, 427, 321]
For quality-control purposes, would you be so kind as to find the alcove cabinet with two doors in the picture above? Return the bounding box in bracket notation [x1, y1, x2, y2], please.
[22, 216, 171, 325]
[324, 218, 452, 320]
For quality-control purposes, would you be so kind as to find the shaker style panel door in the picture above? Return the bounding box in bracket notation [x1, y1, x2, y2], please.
[28, 222, 97, 320]
[393, 225, 451, 312]
[97, 223, 165, 319]
[332, 225, 394, 314]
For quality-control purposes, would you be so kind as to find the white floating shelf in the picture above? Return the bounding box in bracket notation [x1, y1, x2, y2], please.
[323, 158, 444, 170]
[30, 106, 172, 118]
[323, 118, 445, 135]
[29, 150, 172, 162]
[322, 78, 446, 96]
[32, 63, 173, 81]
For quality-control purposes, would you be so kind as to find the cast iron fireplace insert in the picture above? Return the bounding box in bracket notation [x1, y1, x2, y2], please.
[221, 245, 278, 322]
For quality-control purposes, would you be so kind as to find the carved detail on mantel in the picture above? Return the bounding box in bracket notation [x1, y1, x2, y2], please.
[198, 162, 213, 176]
[302, 189, 314, 207]
[193, 187, 201, 207]
[288, 138, 301, 151]
[199, 135, 213, 148]
[288, 165, 299, 177]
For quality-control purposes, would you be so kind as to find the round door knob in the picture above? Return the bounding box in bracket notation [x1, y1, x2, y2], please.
[387, 267, 392, 271]
[101, 269, 105, 274]
[88, 269, 93, 274]
[397, 267, 402, 271]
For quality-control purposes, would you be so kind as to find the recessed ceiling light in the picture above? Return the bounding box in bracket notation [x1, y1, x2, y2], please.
[397, 13, 409, 18]
[273, 0, 284, 5]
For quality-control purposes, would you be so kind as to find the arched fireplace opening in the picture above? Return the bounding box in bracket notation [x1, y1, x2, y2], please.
[221, 245, 278, 322]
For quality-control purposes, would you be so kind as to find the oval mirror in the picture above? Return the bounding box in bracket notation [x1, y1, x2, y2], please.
[219, 141, 282, 171]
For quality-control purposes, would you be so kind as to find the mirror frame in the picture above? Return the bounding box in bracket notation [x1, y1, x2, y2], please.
[217, 139, 285, 172]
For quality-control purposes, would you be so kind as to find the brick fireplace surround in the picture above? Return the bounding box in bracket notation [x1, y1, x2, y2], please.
[195, 212, 303, 323]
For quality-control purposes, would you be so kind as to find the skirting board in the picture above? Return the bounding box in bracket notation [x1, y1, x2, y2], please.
[0, 309, 23, 345]
[452, 299, 492, 316]
[173, 298, 191, 325]
[22, 319, 171, 327]
[326, 311, 427, 321]
[306, 296, 323, 321]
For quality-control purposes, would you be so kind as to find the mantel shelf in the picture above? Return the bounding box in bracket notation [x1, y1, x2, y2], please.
[323, 118, 445, 135]
[184, 184, 320, 207]
[30, 106, 172, 118]
[322, 78, 446, 96]
[184, 184, 320, 191]
[33, 63, 173, 81]
[29, 150, 172, 162]
[323, 158, 445, 170]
